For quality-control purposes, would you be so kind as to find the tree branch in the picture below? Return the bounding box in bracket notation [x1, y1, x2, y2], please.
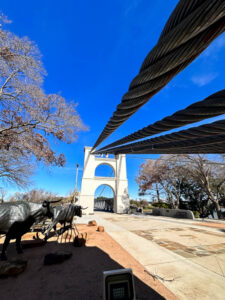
[0, 69, 20, 99]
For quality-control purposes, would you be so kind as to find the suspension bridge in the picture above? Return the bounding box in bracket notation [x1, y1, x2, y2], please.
[80, 0, 225, 212]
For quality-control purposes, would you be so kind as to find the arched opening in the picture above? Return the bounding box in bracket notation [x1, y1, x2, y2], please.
[94, 184, 114, 212]
[95, 164, 115, 177]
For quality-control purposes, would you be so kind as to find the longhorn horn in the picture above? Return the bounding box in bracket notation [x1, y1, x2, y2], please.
[48, 199, 62, 204]
[81, 206, 88, 210]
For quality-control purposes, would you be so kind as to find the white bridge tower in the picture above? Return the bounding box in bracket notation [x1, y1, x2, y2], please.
[79, 146, 129, 214]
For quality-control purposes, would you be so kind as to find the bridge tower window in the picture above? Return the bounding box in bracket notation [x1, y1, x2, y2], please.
[95, 164, 115, 177]
[94, 185, 115, 212]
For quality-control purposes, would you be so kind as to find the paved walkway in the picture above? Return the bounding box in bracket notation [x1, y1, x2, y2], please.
[78, 213, 225, 300]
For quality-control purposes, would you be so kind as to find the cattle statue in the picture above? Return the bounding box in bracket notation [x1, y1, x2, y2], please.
[0, 200, 60, 260]
[44, 204, 86, 240]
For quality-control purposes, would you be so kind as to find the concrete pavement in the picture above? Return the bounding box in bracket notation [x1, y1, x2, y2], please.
[78, 213, 225, 300]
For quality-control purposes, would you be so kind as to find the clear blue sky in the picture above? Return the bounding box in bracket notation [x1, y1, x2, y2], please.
[1, 0, 225, 200]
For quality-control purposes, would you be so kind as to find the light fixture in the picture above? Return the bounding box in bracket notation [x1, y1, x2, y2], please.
[103, 268, 136, 300]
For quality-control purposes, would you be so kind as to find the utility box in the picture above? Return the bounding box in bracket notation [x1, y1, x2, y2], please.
[103, 268, 136, 300]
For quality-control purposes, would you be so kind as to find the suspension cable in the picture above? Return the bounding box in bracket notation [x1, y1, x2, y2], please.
[98, 90, 225, 151]
[93, 0, 225, 149]
[94, 119, 225, 155]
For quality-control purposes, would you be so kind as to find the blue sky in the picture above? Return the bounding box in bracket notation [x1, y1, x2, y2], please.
[1, 0, 225, 200]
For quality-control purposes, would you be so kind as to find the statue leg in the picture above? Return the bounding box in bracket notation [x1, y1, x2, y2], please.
[1, 235, 10, 261]
[44, 220, 57, 240]
[53, 224, 58, 236]
[16, 235, 23, 254]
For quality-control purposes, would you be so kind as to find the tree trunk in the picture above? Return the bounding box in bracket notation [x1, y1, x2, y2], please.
[203, 173, 222, 219]
[207, 189, 222, 219]
[175, 196, 179, 209]
[156, 183, 160, 202]
[215, 201, 222, 219]
[174, 186, 180, 209]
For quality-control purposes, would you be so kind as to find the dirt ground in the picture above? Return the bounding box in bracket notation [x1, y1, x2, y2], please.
[194, 222, 225, 230]
[0, 224, 177, 300]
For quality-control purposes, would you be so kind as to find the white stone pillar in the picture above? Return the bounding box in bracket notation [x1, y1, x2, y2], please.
[79, 146, 129, 214]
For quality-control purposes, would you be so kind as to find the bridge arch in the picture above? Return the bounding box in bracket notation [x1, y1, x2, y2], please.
[79, 146, 130, 214]
[94, 163, 115, 177]
[94, 184, 115, 212]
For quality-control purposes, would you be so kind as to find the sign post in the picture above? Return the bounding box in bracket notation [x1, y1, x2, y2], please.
[73, 163, 79, 203]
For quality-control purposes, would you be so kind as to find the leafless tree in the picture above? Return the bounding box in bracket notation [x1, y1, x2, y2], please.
[8, 188, 56, 203]
[137, 154, 225, 218]
[0, 187, 6, 202]
[136, 155, 186, 208]
[136, 159, 163, 202]
[0, 13, 86, 186]
[182, 155, 225, 219]
[0, 148, 33, 187]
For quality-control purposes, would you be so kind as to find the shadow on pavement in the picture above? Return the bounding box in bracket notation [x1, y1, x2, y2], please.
[0, 240, 165, 300]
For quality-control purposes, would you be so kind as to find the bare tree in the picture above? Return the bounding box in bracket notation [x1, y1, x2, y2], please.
[137, 154, 225, 218]
[8, 192, 24, 202]
[136, 158, 167, 203]
[136, 155, 186, 208]
[183, 155, 225, 219]
[8, 188, 56, 203]
[0, 148, 33, 187]
[162, 155, 188, 209]
[0, 187, 6, 202]
[0, 13, 86, 186]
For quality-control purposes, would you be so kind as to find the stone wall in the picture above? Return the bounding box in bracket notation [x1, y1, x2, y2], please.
[152, 208, 194, 219]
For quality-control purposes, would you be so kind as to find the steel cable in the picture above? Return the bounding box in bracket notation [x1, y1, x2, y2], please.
[130, 141, 225, 154]
[97, 90, 225, 151]
[94, 119, 225, 155]
[104, 142, 225, 154]
[93, 0, 225, 149]
[101, 140, 225, 155]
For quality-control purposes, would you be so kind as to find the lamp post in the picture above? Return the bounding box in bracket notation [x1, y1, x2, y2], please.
[73, 163, 79, 203]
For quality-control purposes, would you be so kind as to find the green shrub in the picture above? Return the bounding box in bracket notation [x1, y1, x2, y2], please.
[193, 211, 200, 218]
[151, 202, 171, 209]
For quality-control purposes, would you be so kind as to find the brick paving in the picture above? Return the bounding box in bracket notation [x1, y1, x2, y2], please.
[132, 228, 225, 259]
